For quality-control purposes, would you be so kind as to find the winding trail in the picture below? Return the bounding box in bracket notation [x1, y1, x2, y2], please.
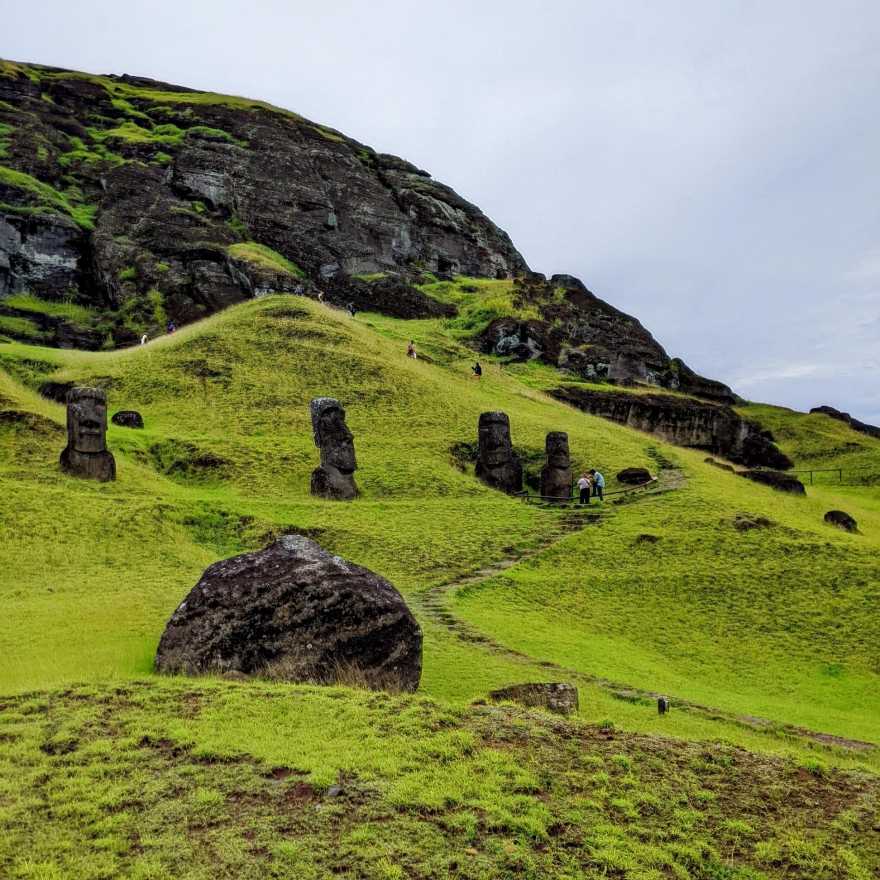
[415, 467, 875, 754]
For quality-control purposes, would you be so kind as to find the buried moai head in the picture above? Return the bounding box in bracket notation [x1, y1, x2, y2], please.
[475, 411, 522, 494]
[60, 387, 116, 482]
[67, 387, 108, 453]
[310, 397, 358, 499]
[541, 431, 572, 500]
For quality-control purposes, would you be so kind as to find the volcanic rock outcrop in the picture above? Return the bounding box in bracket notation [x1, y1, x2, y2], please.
[475, 411, 522, 494]
[552, 387, 792, 470]
[0, 60, 524, 344]
[617, 467, 652, 485]
[540, 431, 572, 499]
[59, 387, 116, 481]
[310, 397, 358, 500]
[155, 535, 422, 692]
[488, 682, 579, 716]
[810, 406, 880, 440]
[480, 274, 735, 403]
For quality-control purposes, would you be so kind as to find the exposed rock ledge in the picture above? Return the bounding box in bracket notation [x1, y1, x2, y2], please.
[551, 387, 792, 470]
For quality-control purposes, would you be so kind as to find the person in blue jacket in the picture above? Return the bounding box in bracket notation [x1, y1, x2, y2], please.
[590, 468, 605, 501]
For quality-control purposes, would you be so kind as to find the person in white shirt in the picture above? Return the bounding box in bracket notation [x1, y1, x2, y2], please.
[577, 473, 592, 505]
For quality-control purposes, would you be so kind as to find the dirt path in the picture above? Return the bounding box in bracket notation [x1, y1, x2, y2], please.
[415, 467, 876, 754]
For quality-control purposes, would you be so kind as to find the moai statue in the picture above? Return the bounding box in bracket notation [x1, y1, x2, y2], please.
[310, 397, 358, 500]
[540, 431, 572, 500]
[60, 387, 116, 482]
[475, 411, 522, 494]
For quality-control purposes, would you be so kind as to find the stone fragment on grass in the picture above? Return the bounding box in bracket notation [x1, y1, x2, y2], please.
[111, 410, 144, 429]
[739, 469, 805, 495]
[488, 682, 579, 715]
[155, 535, 422, 692]
[824, 510, 858, 533]
[616, 466, 652, 485]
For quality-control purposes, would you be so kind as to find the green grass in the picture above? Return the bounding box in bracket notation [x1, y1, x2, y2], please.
[0, 314, 49, 342]
[1, 680, 877, 880]
[226, 242, 305, 277]
[0, 165, 97, 229]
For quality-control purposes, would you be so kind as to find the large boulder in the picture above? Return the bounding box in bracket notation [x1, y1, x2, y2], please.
[111, 410, 144, 429]
[740, 470, 806, 495]
[155, 535, 422, 692]
[824, 510, 859, 533]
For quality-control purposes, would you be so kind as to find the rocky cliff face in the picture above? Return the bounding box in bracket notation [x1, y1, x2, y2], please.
[810, 406, 880, 440]
[480, 274, 736, 403]
[0, 59, 525, 344]
[551, 387, 792, 469]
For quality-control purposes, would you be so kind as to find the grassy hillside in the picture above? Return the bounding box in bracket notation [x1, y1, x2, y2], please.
[2, 291, 879, 878]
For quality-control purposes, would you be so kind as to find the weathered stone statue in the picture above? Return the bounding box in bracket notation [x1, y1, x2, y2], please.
[310, 397, 358, 500]
[60, 387, 116, 482]
[540, 431, 571, 499]
[475, 411, 522, 494]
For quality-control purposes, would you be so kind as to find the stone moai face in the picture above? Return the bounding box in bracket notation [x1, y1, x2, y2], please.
[545, 431, 570, 468]
[67, 387, 108, 454]
[478, 412, 513, 467]
[310, 397, 357, 474]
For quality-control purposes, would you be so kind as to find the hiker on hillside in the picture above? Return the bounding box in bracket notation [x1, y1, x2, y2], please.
[471, 361, 482, 379]
[166, 320, 176, 334]
[140, 333, 148, 346]
[347, 301, 357, 317]
[406, 340, 417, 359]
[317, 290, 325, 303]
[577, 472, 592, 505]
[590, 468, 605, 501]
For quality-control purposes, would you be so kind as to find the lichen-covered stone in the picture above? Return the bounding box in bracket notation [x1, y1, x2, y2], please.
[111, 410, 144, 429]
[488, 682, 579, 715]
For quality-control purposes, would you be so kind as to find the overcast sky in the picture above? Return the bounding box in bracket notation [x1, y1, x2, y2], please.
[5, 1, 879, 421]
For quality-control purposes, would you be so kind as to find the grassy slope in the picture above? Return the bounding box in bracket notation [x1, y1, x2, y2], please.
[2, 293, 880, 878]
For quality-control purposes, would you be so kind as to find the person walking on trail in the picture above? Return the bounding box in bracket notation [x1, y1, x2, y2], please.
[407, 340, 417, 359]
[471, 361, 482, 379]
[347, 301, 357, 317]
[577, 472, 592, 505]
[166, 320, 176, 334]
[590, 468, 605, 501]
[140, 333, 148, 346]
[317, 290, 325, 303]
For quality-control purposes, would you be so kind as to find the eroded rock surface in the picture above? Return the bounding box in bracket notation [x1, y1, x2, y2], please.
[617, 467, 652, 485]
[155, 535, 422, 692]
[111, 410, 143, 429]
[552, 387, 792, 470]
[480, 274, 735, 403]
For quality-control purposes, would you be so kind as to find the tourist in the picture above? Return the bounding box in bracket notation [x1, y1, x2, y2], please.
[140, 333, 148, 345]
[590, 468, 605, 501]
[317, 290, 325, 303]
[166, 320, 176, 334]
[577, 472, 592, 505]
[471, 361, 482, 379]
[347, 301, 356, 317]
[406, 340, 417, 359]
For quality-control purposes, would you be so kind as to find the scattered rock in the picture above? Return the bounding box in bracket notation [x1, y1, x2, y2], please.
[155, 535, 422, 692]
[634, 533, 660, 544]
[310, 398, 358, 500]
[38, 380, 76, 403]
[488, 682, 579, 716]
[540, 431, 572, 500]
[475, 411, 522, 494]
[111, 410, 144, 429]
[824, 510, 859, 533]
[59, 387, 116, 482]
[739, 470, 806, 495]
[732, 514, 774, 532]
[617, 467, 652, 485]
